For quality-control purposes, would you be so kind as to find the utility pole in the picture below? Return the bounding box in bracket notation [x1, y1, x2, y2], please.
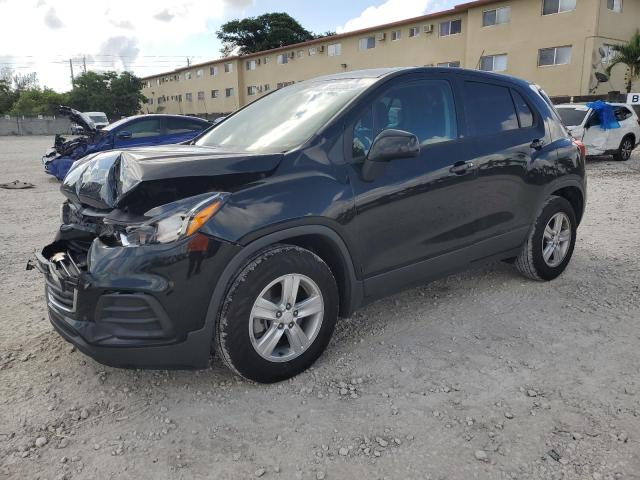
[69, 59, 75, 87]
[82, 56, 87, 74]
[186, 57, 191, 67]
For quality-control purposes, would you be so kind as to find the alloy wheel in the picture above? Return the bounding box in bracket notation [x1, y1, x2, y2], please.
[621, 139, 633, 160]
[249, 274, 324, 362]
[541, 212, 572, 267]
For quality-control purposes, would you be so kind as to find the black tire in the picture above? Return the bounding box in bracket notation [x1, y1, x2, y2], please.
[515, 196, 577, 281]
[215, 244, 339, 383]
[613, 135, 634, 161]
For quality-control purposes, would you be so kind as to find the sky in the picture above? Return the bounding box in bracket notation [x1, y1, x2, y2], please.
[0, 0, 459, 92]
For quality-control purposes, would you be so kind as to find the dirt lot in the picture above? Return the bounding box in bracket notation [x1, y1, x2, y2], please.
[0, 135, 639, 480]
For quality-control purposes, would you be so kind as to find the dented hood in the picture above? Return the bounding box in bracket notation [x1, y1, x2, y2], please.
[58, 105, 97, 134]
[61, 144, 283, 210]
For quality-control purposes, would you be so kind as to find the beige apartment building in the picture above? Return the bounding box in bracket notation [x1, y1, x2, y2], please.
[141, 0, 640, 117]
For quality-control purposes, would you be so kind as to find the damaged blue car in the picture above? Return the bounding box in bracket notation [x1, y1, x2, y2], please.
[42, 107, 211, 180]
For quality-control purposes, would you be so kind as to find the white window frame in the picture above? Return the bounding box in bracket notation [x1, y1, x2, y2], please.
[224, 62, 233, 73]
[542, 0, 576, 15]
[246, 60, 257, 71]
[247, 85, 258, 96]
[328, 43, 342, 56]
[607, 0, 622, 12]
[211, 89, 219, 99]
[600, 44, 617, 64]
[391, 30, 401, 41]
[308, 47, 317, 55]
[482, 6, 511, 26]
[537, 46, 572, 66]
[479, 54, 508, 72]
[359, 36, 376, 51]
[196, 69, 203, 78]
[409, 26, 420, 37]
[277, 53, 288, 64]
[439, 19, 462, 37]
[225, 87, 234, 97]
[210, 66, 218, 76]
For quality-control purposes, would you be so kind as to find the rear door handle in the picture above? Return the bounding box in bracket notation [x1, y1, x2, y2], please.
[450, 161, 475, 175]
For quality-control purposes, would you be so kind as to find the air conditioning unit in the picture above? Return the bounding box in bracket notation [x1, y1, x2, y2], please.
[377, 32, 386, 41]
[318, 46, 325, 53]
[288, 51, 296, 59]
[424, 24, 434, 34]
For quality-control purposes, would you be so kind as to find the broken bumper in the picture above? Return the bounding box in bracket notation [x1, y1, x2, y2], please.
[42, 154, 74, 180]
[32, 233, 242, 369]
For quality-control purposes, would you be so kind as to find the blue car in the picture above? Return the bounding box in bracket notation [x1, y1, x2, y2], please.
[43, 107, 211, 180]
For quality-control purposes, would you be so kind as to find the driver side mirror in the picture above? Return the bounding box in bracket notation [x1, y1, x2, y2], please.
[117, 130, 132, 140]
[362, 129, 420, 181]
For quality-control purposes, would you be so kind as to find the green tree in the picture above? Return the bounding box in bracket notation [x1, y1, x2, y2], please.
[9, 87, 69, 116]
[68, 71, 146, 118]
[606, 30, 640, 93]
[217, 13, 328, 56]
[0, 78, 16, 114]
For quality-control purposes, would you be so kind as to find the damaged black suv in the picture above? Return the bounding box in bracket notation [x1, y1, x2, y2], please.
[33, 68, 586, 383]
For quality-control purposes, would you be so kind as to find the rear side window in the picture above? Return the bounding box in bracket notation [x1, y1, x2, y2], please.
[463, 82, 518, 136]
[614, 107, 633, 121]
[166, 117, 206, 134]
[511, 90, 534, 128]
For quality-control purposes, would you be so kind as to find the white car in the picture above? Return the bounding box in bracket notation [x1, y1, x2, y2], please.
[556, 103, 640, 161]
[85, 112, 109, 129]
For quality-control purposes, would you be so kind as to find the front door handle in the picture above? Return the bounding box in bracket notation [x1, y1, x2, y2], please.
[450, 161, 475, 175]
[530, 138, 545, 150]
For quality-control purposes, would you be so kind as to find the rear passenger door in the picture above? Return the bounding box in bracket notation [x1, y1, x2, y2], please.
[460, 79, 549, 250]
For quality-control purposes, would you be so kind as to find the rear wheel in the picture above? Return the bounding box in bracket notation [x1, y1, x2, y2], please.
[614, 135, 634, 161]
[215, 245, 339, 383]
[515, 196, 577, 281]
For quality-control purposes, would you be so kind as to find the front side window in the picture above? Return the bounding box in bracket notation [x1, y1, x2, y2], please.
[359, 36, 376, 50]
[125, 118, 163, 138]
[538, 46, 572, 66]
[197, 78, 375, 153]
[557, 107, 589, 126]
[439, 19, 462, 36]
[479, 54, 508, 72]
[483, 6, 511, 26]
[463, 82, 519, 136]
[166, 117, 206, 134]
[607, 0, 622, 12]
[328, 43, 342, 56]
[352, 79, 458, 160]
[542, 0, 576, 15]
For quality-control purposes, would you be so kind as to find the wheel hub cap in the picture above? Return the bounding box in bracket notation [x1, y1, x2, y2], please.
[249, 274, 324, 363]
[542, 212, 571, 267]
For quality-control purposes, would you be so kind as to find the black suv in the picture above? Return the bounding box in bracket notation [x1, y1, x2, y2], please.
[33, 68, 586, 383]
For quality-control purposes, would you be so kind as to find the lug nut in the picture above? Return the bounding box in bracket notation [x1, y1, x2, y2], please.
[288, 322, 294, 328]
[286, 303, 291, 310]
[277, 323, 284, 329]
[293, 310, 298, 317]
[276, 311, 282, 318]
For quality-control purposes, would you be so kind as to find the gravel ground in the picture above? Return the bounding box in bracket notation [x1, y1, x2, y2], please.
[0, 135, 639, 480]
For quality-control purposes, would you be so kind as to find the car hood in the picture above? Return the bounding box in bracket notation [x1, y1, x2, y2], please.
[58, 105, 97, 134]
[61, 144, 283, 210]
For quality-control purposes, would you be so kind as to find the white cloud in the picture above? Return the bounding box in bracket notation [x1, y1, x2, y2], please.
[0, 0, 253, 91]
[336, 0, 457, 34]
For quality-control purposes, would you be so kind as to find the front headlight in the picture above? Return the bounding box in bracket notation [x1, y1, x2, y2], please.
[120, 193, 227, 247]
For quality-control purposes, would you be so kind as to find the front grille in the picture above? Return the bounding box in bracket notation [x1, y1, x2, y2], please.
[41, 250, 81, 314]
[45, 275, 77, 313]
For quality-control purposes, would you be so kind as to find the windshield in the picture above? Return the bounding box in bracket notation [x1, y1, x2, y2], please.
[196, 78, 375, 152]
[557, 107, 589, 126]
[89, 114, 108, 123]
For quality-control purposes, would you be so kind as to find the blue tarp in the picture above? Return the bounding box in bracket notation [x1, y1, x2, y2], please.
[586, 100, 620, 130]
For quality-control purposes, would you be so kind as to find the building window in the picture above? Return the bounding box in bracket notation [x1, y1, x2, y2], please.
[197, 91, 204, 101]
[185, 92, 193, 102]
[210, 66, 218, 76]
[247, 86, 258, 96]
[264, 56, 271, 64]
[225, 87, 234, 97]
[276, 81, 294, 89]
[147, 98, 153, 105]
[479, 54, 508, 72]
[437, 61, 461, 67]
[264, 84, 270, 91]
[483, 6, 510, 26]
[600, 44, 617, 63]
[224, 62, 233, 73]
[328, 43, 342, 56]
[439, 19, 462, 36]
[157, 97, 165, 105]
[277, 53, 288, 64]
[185, 72, 192, 80]
[542, 0, 576, 15]
[391, 30, 401, 41]
[607, 0, 622, 12]
[196, 69, 203, 78]
[246, 60, 257, 70]
[359, 36, 375, 50]
[409, 26, 419, 37]
[297, 50, 304, 58]
[211, 89, 219, 99]
[308, 47, 317, 55]
[538, 46, 572, 66]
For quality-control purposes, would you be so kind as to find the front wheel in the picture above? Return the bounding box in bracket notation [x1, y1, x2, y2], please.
[515, 196, 577, 281]
[614, 135, 634, 161]
[215, 245, 339, 383]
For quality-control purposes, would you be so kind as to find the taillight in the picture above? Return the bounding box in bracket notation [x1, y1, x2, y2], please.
[573, 139, 586, 159]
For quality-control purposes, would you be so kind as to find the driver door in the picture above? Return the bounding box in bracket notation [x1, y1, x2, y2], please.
[113, 117, 164, 149]
[346, 75, 484, 294]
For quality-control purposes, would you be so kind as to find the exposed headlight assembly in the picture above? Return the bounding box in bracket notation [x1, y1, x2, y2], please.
[120, 193, 228, 246]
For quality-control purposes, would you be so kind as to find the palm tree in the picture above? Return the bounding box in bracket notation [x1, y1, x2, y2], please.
[606, 30, 640, 94]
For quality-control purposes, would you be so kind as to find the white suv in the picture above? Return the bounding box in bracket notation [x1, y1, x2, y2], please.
[556, 103, 640, 161]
